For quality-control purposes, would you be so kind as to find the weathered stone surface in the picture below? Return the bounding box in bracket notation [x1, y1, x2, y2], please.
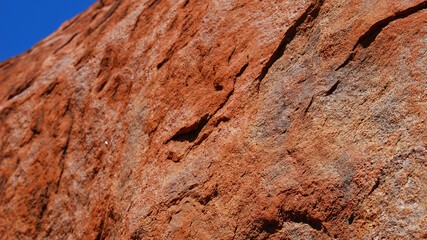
[0, 0, 426, 239]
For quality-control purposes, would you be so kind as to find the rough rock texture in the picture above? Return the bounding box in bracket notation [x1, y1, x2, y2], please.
[0, 0, 426, 239]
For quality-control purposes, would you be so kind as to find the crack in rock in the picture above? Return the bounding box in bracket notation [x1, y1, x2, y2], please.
[256, 0, 325, 89]
[336, 1, 427, 70]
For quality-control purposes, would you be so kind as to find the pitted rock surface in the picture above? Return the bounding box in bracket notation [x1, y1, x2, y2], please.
[0, 0, 426, 239]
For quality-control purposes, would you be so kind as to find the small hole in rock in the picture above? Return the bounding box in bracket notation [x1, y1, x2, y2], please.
[215, 85, 223, 91]
[348, 214, 354, 225]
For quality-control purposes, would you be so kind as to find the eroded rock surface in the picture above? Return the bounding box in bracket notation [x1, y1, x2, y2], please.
[0, 0, 426, 239]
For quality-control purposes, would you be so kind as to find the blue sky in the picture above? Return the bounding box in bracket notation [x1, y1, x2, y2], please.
[0, 0, 97, 62]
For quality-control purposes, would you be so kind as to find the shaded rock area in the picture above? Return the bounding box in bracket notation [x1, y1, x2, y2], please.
[0, 0, 426, 239]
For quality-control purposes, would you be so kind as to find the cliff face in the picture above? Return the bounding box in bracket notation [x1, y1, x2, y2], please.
[0, 0, 426, 239]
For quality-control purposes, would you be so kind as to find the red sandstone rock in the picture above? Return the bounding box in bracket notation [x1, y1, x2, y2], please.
[0, 0, 426, 239]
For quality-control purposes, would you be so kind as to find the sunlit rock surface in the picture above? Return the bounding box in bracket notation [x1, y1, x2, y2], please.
[0, 0, 426, 239]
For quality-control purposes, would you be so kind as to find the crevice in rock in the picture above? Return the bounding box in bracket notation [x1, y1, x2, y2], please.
[55, 100, 74, 193]
[19, 128, 40, 147]
[147, 0, 161, 9]
[367, 176, 380, 196]
[111, 76, 123, 99]
[75, 50, 94, 68]
[283, 210, 323, 231]
[324, 80, 340, 96]
[303, 96, 314, 116]
[335, 52, 355, 70]
[355, 2, 426, 49]
[38, 202, 48, 220]
[99, 0, 106, 8]
[188, 79, 237, 146]
[336, 2, 426, 70]
[41, 81, 58, 97]
[256, 0, 325, 89]
[212, 87, 234, 119]
[96, 78, 109, 93]
[228, 47, 236, 63]
[165, 87, 233, 160]
[61, 14, 82, 32]
[167, 61, 245, 145]
[7, 76, 37, 100]
[166, 192, 190, 207]
[181, 0, 190, 9]
[130, 10, 145, 36]
[130, 228, 144, 240]
[131, 0, 160, 36]
[91, 12, 101, 23]
[95, 48, 119, 94]
[35, 186, 50, 232]
[94, 0, 122, 30]
[156, 58, 169, 69]
[207, 61, 245, 125]
[347, 213, 355, 225]
[0, 59, 15, 70]
[54, 33, 79, 54]
[156, 41, 188, 70]
[95, 218, 105, 240]
[55, 145, 68, 192]
[167, 114, 209, 143]
[231, 225, 239, 240]
[236, 62, 248, 78]
[37, 187, 49, 220]
[214, 116, 231, 127]
[198, 188, 218, 205]
[260, 218, 281, 234]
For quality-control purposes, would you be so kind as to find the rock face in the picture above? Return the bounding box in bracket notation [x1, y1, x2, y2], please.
[0, 0, 426, 239]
